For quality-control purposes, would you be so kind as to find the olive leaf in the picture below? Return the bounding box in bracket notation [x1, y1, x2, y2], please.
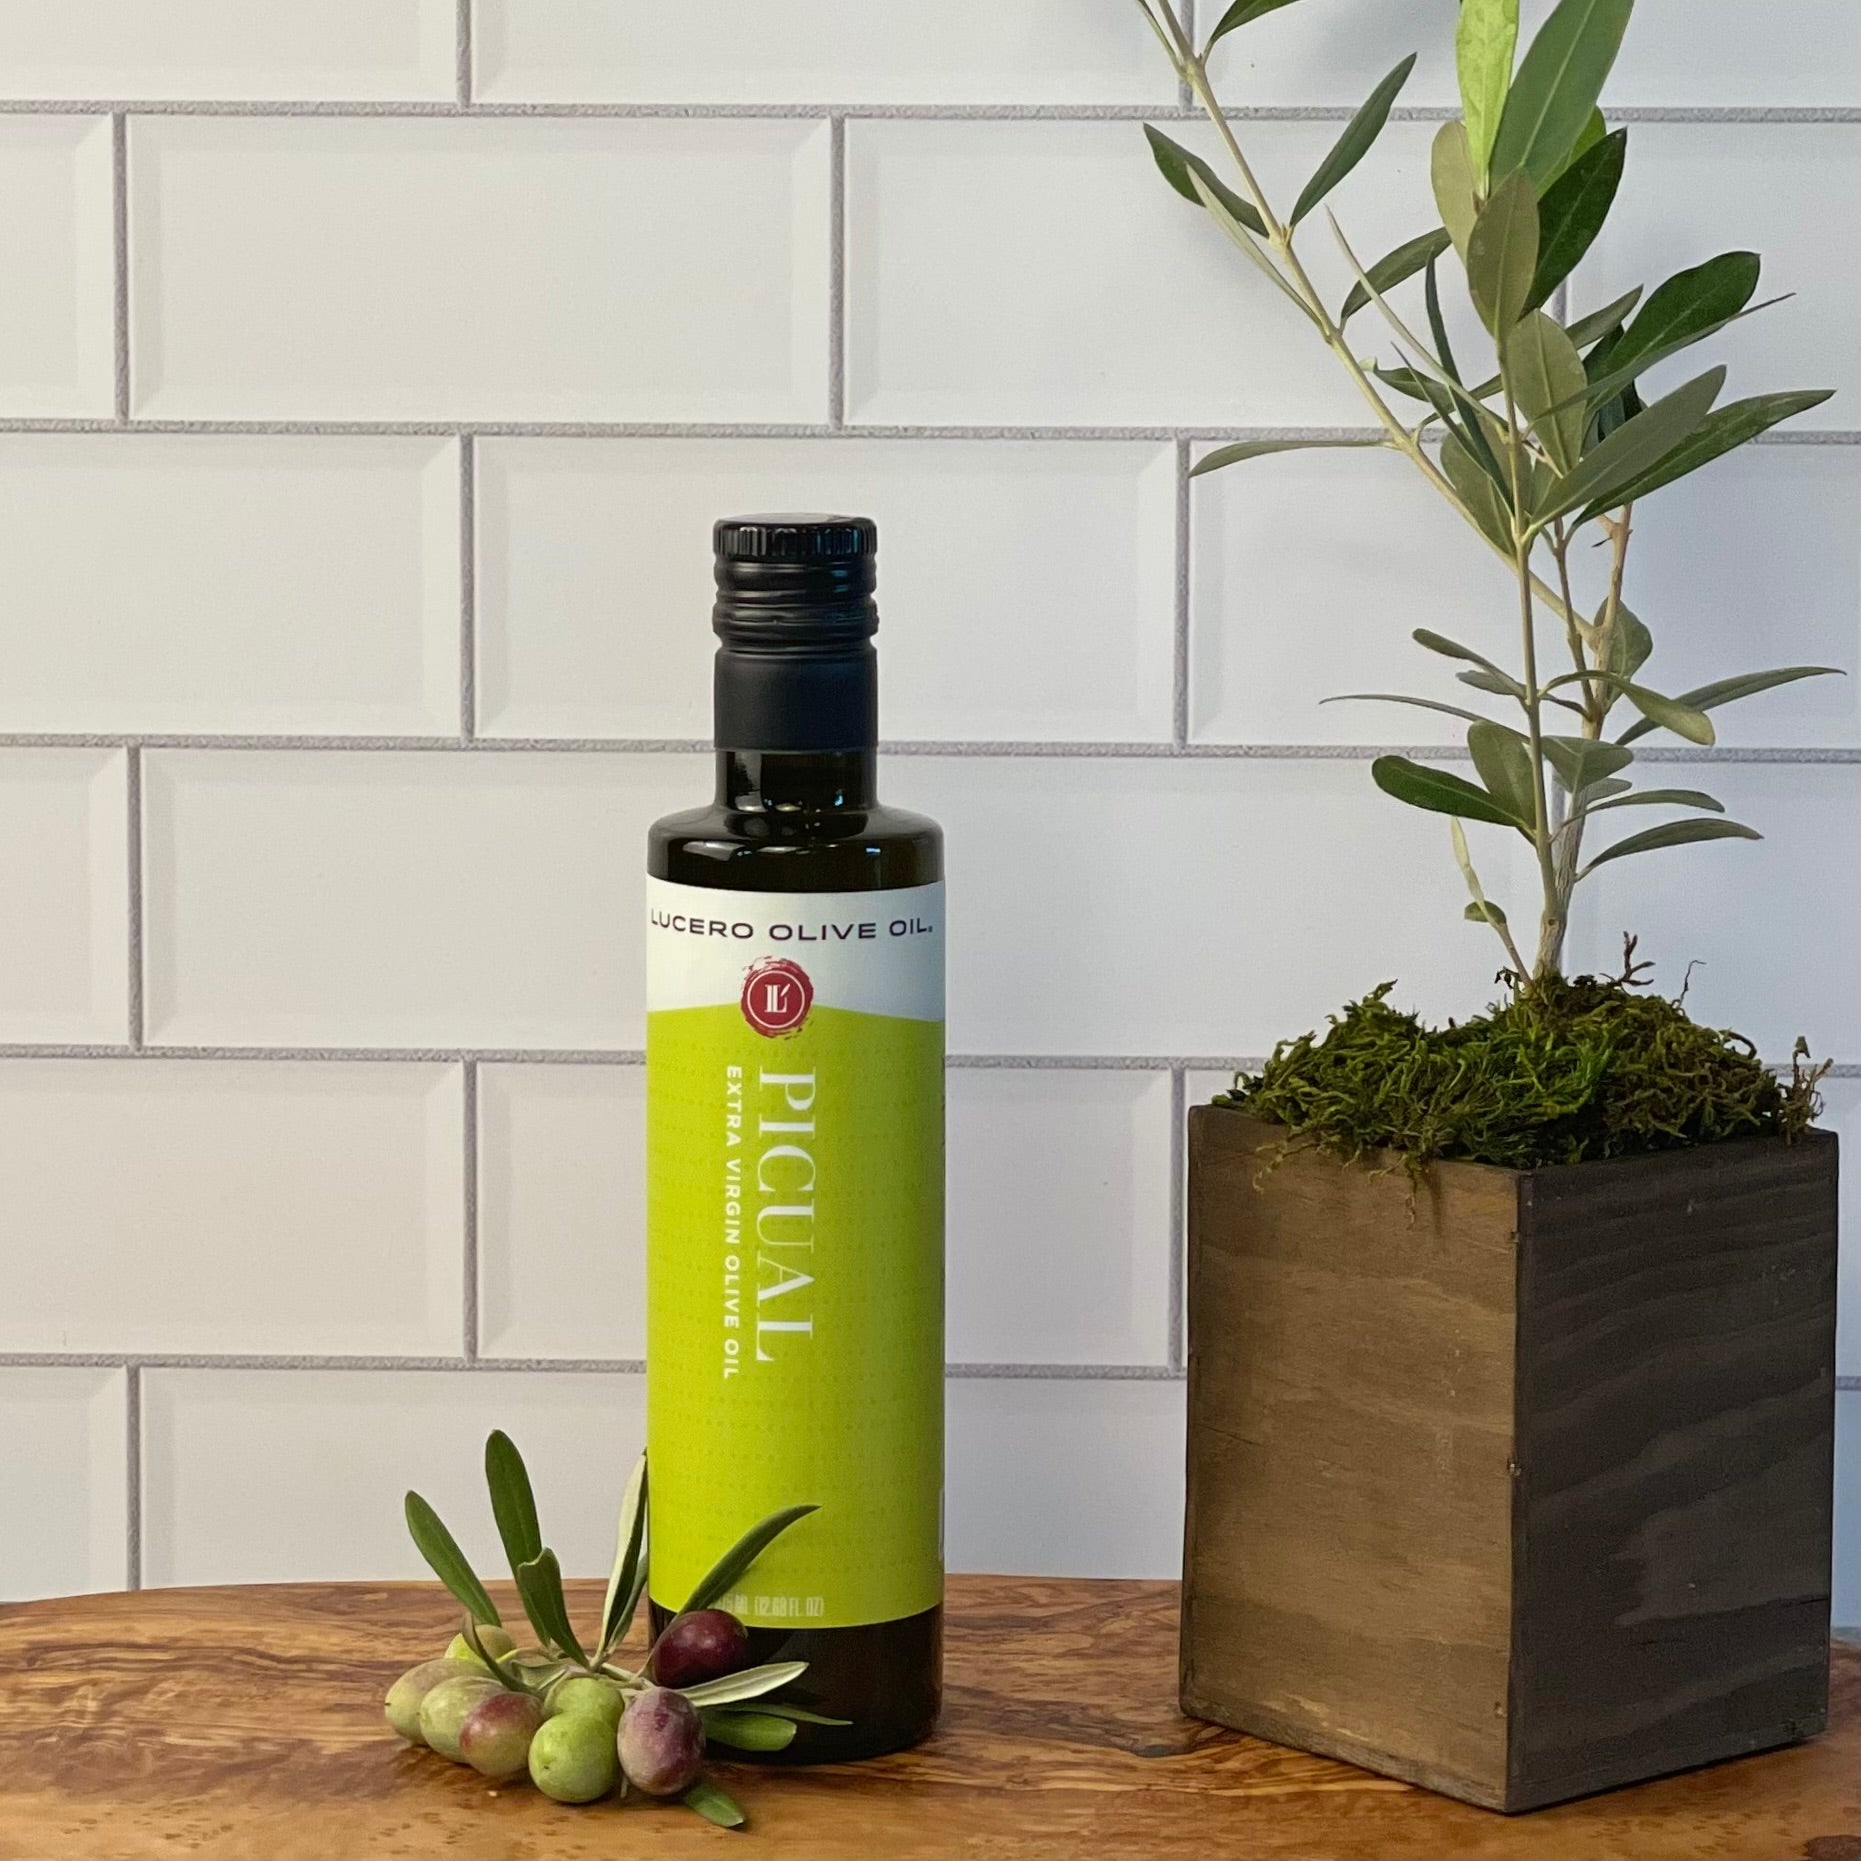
[682, 1778, 748, 1830]
[1604, 604, 1653, 679]
[1526, 127, 1626, 311]
[1547, 104, 1608, 184]
[745, 1702, 853, 1725]
[404, 1491, 501, 1627]
[1562, 286, 1642, 352]
[1506, 311, 1587, 473]
[1372, 755, 1527, 829]
[1616, 666, 1843, 744]
[1144, 125, 1266, 236]
[1203, 0, 1303, 50]
[598, 1452, 649, 1661]
[700, 1708, 800, 1752]
[1323, 692, 1495, 727]
[1290, 53, 1415, 226]
[1466, 722, 1540, 829]
[1191, 436, 1386, 477]
[1431, 121, 1479, 259]
[1535, 365, 1726, 526]
[1440, 431, 1515, 551]
[484, 1430, 543, 1590]
[1618, 681, 1715, 745]
[1491, 0, 1634, 187]
[1578, 817, 1761, 878]
[1580, 388, 1836, 520]
[1456, 0, 1519, 187]
[681, 1503, 819, 1614]
[516, 1548, 588, 1666]
[1424, 256, 1461, 385]
[461, 1618, 532, 1696]
[1542, 736, 1634, 792]
[1583, 787, 1725, 815]
[1467, 170, 1540, 336]
[678, 1661, 810, 1708]
[1603, 251, 1761, 381]
[1339, 227, 1452, 324]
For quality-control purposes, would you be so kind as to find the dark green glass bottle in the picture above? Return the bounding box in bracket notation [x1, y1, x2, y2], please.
[645, 515, 944, 1761]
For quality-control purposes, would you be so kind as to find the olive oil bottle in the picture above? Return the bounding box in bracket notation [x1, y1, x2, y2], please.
[645, 515, 944, 1759]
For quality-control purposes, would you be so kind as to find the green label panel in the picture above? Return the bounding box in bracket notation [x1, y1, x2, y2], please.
[646, 937, 945, 1629]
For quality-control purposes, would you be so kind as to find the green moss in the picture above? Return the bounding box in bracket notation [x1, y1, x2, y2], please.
[1221, 946, 1826, 1174]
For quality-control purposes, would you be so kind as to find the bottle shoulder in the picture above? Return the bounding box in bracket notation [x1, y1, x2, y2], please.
[648, 800, 941, 891]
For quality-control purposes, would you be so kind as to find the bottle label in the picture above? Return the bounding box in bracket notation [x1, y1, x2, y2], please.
[645, 877, 945, 1630]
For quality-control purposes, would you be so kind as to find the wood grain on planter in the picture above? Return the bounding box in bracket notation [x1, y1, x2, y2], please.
[1183, 1109, 1841, 1813]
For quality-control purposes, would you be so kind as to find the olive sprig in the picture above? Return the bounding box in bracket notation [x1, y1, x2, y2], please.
[396, 1431, 838, 1828]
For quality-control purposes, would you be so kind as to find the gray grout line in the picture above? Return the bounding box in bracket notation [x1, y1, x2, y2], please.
[0, 415, 1851, 446]
[458, 434, 477, 739]
[123, 1362, 142, 1590]
[1172, 437, 1191, 746]
[1, 1042, 1851, 1076]
[2, 1349, 1183, 1382]
[828, 115, 846, 427]
[455, 0, 472, 107]
[110, 114, 129, 423]
[1842, 1375, 1860, 1391]
[1168, 1067, 1186, 1373]
[461, 1060, 479, 1362]
[124, 746, 143, 1048]
[1, 731, 1855, 764]
[0, 96, 1853, 124]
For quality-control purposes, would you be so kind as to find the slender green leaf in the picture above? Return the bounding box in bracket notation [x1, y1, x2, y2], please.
[1542, 735, 1633, 791]
[1617, 666, 1844, 744]
[1190, 436, 1386, 477]
[1563, 286, 1641, 352]
[404, 1491, 501, 1627]
[701, 1708, 799, 1752]
[1292, 54, 1415, 225]
[1467, 722, 1539, 826]
[1188, 170, 1318, 324]
[1459, 666, 1527, 698]
[1536, 365, 1725, 526]
[1580, 389, 1836, 520]
[1574, 776, 1633, 806]
[1457, 0, 1519, 186]
[1579, 816, 1761, 877]
[1584, 787, 1725, 815]
[1526, 127, 1626, 310]
[682, 1504, 819, 1614]
[1506, 311, 1587, 473]
[1424, 255, 1461, 385]
[1621, 681, 1715, 745]
[599, 1453, 648, 1659]
[1431, 121, 1479, 259]
[682, 1779, 747, 1830]
[1491, 0, 1634, 186]
[1339, 226, 1452, 323]
[1204, 0, 1303, 49]
[1604, 604, 1653, 678]
[1324, 692, 1495, 726]
[1371, 754, 1527, 828]
[1375, 363, 1434, 403]
[1413, 627, 1508, 672]
[1465, 899, 1510, 926]
[1606, 251, 1761, 381]
[1467, 170, 1540, 335]
[484, 1430, 543, 1590]
[516, 1548, 588, 1665]
[678, 1661, 809, 1708]
[1440, 430, 1515, 550]
[1144, 125, 1267, 236]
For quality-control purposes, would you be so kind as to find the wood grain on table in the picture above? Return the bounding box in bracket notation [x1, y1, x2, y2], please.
[0, 1577, 1854, 1861]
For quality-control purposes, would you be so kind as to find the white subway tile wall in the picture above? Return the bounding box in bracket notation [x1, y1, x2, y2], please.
[0, 3, 1853, 1619]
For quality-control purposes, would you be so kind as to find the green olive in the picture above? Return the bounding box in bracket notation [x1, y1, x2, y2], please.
[527, 1710, 620, 1804]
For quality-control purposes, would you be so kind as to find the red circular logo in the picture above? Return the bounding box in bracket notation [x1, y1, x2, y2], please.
[741, 958, 813, 1036]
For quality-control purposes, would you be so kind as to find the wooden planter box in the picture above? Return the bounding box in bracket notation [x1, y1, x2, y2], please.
[1181, 1109, 1840, 1813]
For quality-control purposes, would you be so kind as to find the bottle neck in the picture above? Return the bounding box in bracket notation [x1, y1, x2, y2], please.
[716, 749, 877, 812]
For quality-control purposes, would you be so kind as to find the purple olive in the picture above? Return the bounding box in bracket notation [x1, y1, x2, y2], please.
[458, 1690, 546, 1779]
[648, 1609, 750, 1690]
[616, 1687, 704, 1796]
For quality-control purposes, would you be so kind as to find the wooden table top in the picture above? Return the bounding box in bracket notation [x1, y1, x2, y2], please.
[0, 1577, 1854, 1861]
